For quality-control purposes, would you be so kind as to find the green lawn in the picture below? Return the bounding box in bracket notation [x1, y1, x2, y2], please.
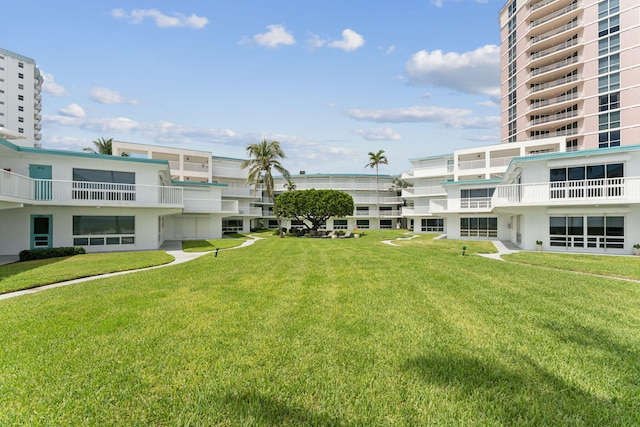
[1, 237, 639, 426]
[0, 251, 174, 294]
[182, 234, 250, 252]
[503, 251, 640, 281]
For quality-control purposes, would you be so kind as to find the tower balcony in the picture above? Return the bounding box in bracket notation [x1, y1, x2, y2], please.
[529, 1, 580, 34]
[527, 0, 576, 21]
[529, 55, 580, 80]
[528, 73, 580, 96]
[528, 37, 580, 66]
[529, 19, 580, 50]
[529, 91, 580, 113]
[528, 110, 580, 131]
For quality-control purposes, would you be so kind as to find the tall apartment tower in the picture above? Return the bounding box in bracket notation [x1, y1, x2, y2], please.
[499, 0, 640, 151]
[0, 48, 43, 147]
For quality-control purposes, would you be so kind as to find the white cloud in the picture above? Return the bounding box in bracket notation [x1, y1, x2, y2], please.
[477, 100, 500, 108]
[111, 8, 208, 29]
[378, 45, 396, 55]
[353, 127, 401, 141]
[42, 114, 236, 144]
[58, 103, 85, 118]
[41, 72, 68, 96]
[346, 106, 499, 129]
[306, 34, 327, 49]
[89, 87, 140, 105]
[252, 25, 295, 48]
[406, 45, 500, 97]
[328, 29, 365, 52]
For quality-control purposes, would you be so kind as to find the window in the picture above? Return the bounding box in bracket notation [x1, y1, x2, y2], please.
[18, 62, 23, 68]
[566, 139, 578, 152]
[356, 206, 369, 215]
[550, 215, 623, 249]
[598, 111, 620, 130]
[461, 188, 494, 209]
[380, 219, 393, 229]
[72, 216, 135, 246]
[599, 130, 621, 148]
[598, 0, 619, 18]
[18, 117, 23, 123]
[598, 73, 620, 93]
[18, 128, 24, 133]
[268, 220, 279, 228]
[598, 54, 619, 74]
[460, 217, 497, 238]
[550, 163, 624, 198]
[598, 34, 620, 56]
[72, 168, 136, 201]
[421, 218, 443, 232]
[333, 219, 348, 230]
[18, 72, 24, 79]
[18, 95, 23, 101]
[18, 84, 24, 90]
[598, 15, 620, 37]
[599, 92, 619, 111]
[18, 106, 23, 112]
[356, 219, 370, 229]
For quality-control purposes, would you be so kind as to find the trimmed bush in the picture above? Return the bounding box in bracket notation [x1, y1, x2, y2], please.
[19, 246, 86, 262]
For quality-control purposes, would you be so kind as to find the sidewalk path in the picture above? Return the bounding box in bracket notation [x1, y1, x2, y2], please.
[478, 240, 520, 261]
[0, 236, 263, 302]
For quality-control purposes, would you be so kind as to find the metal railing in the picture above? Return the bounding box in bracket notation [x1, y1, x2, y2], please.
[0, 170, 183, 206]
[530, 1, 579, 29]
[493, 177, 639, 206]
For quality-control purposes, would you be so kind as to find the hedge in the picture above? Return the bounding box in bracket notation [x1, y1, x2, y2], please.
[19, 247, 86, 262]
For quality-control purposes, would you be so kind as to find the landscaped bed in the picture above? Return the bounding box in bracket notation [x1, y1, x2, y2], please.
[0, 236, 638, 425]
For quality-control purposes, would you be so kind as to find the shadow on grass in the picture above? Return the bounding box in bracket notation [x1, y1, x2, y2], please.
[0, 257, 67, 284]
[404, 348, 636, 425]
[222, 391, 349, 426]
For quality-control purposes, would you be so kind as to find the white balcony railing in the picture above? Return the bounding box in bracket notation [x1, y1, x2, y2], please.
[458, 159, 486, 170]
[429, 198, 493, 213]
[530, 1, 579, 29]
[222, 187, 254, 197]
[402, 186, 446, 197]
[0, 170, 183, 207]
[493, 177, 640, 207]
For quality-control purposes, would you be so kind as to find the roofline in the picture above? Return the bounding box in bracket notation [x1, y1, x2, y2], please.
[0, 47, 36, 65]
[409, 153, 454, 161]
[441, 178, 503, 186]
[281, 173, 397, 179]
[0, 137, 170, 165]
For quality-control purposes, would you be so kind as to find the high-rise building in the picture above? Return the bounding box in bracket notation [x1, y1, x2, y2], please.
[0, 48, 43, 147]
[499, 0, 640, 151]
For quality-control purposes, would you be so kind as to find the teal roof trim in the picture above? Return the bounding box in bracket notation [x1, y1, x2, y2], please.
[171, 180, 228, 187]
[502, 144, 640, 177]
[0, 137, 170, 165]
[409, 153, 454, 161]
[212, 155, 246, 162]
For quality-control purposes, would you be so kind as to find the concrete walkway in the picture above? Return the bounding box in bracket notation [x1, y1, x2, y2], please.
[0, 236, 263, 301]
[479, 240, 521, 261]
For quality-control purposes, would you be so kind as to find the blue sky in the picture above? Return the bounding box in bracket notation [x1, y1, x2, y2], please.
[2, 0, 504, 174]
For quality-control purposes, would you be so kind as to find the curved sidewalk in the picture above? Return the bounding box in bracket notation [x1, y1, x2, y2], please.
[0, 237, 262, 302]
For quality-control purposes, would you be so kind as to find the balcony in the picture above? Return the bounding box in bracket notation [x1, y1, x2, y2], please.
[493, 177, 640, 207]
[212, 165, 248, 179]
[529, 19, 580, 48]
[529, 37, 580, 64]
[430, 198, 493, 213]
[402, 186, 446, 197]
[402, 164, 453, 179]
[529, 1, 580, 31]
[529, 109, 579, 127]
[293, 182, 390, 191]
[0, 170, 183, 208]
[352, 196, 402, 204]
[222, 187, 254, 198]
[458, 159, 486, 171]
[529, 73, 580, 95]
[529, 91, 580, 112]
[529, 127, 579, 140]
[401, 206, 433, 216]
[529, 56, 580, 79]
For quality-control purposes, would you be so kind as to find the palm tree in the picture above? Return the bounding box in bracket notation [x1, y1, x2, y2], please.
[389, 177, 412, 229]
[365, 149, 389, 238]
[83, 137, 128, 156]
[242, 139, 290, 237]
[284, 176, 297, 192]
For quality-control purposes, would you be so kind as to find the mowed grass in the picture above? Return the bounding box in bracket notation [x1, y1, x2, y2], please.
[1, 237, 639, 426]
[503, 251, 640, 281]
[0, 251, 174, 294]
[182, 234, 250, 252]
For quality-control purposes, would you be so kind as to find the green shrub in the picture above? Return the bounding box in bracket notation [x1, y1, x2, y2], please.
[19, 246, 86, 262]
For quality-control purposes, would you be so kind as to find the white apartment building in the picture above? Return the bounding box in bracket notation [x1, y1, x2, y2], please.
[0, 48, 43, 148]
[273, 173, 401, 232]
